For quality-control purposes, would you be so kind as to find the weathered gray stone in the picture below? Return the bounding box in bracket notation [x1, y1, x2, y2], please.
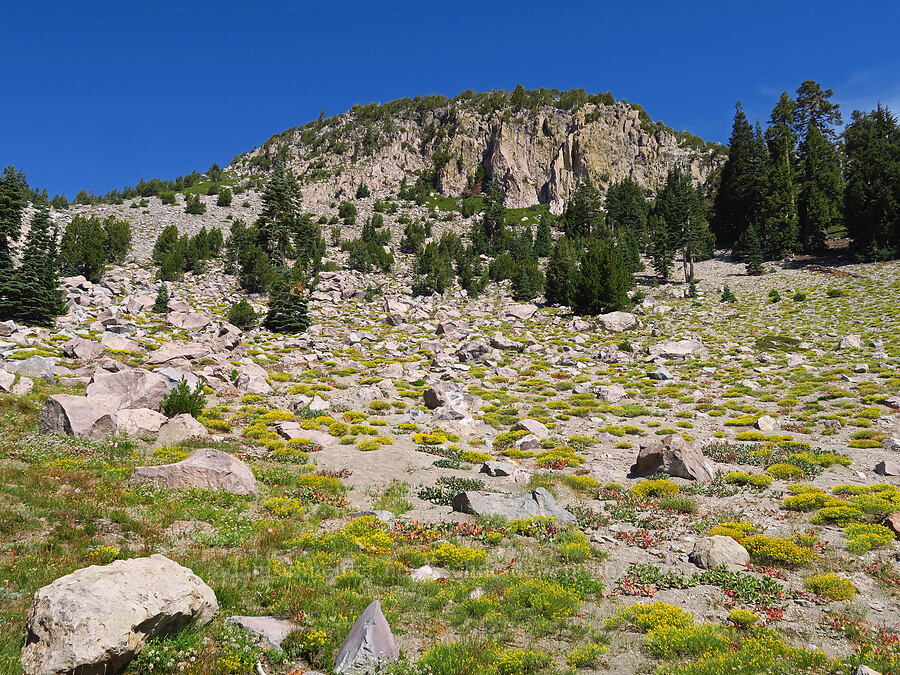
[480, 460, 520, 477]
[649, 367, 673, 380]
[755, 415, 778, 432]
[86, 367, 170, 411]
[39, 395, 116, 440]
[595, 383, 628, 403]
[689, 535, 750, 570]
[133, 448, 256, 494]
[598, 311, 637, 332]
[839, 334, 863, 349]
[333, 600, 399, 674]
[225, 616, 299, 651]
[0, 369, 14, 392]
[62, 338, 104, 362]
[456, 338, 490, 363]
[114, 408, 168, 437]
[875, 460, 900, 476]
[512, 418, 549, 438]
[647, 338, 704, 359]
[882, 437, 900, 453]
[504, 303, 538, 320]
[452, 488, 576, 523]
[631, 434, 715, 482]
[423, 381, 465, 410]
[12, 356, 56, 382]
[154, 414, 208, 447]
[410, 565, 450, 582]
[21, 555, 216, 675]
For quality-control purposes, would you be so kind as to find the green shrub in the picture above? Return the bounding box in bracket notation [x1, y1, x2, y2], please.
[217, 187, 233, 207]
[226, 299, 257, 329]
[184, 193, 206, 214]
[160, 378, 207, 417]
[804, 573, 855, 600]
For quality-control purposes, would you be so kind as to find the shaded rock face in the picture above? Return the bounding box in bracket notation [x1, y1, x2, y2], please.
[333, 600, 399, 674]
[39, 394, 116, 440]
[452, 488, 576, 523]
[132, 448, 256, 495]
[689, 535, 750, 570]
[20, 554, 217, 675]
[631, 434, 716, 482]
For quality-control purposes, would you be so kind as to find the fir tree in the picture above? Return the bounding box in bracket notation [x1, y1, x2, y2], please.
[744, 222, 764, 275]
[797, 125, 843, 251]
[572, 238, 630, 316]
[843, 105, 900, 260]
[258, 162, 302, 266]
[563, 176, 604, 241]
[544, 235, 579, 306]
[152, 283, 170, 313]
[263, 279, 310, 334]
[474, 181, 506, 254]
[412, 242, 453, 296]
[793, 80, 842, 141]
[605, 176, 648, 251]
[648, 214, 674, 282]
[533, 213, 553, 257]
[655, 168, 711, 282]
[761, 95, 800, 259]
[510, 255, 544, 302]
[0, 166, 28, 270]
[59, 215, 108, 281]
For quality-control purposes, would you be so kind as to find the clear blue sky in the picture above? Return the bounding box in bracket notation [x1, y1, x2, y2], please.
[4, 1, 898, 198]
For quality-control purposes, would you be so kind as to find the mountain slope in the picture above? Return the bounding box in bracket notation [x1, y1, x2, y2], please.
[229, 89, 724, 213]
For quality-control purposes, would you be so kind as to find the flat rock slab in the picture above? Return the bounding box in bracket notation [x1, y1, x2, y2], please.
[133, 448, 256, 494]
[452, 488, 576, 523]
[21, 554, 217, 675]
[225, 616, 299, 651]
[86, 367, 169, 411]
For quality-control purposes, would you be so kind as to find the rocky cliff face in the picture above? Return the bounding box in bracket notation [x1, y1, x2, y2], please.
[231, 97, 723, 213]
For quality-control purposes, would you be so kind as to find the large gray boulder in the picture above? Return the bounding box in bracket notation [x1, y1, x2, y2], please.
[647, 338, 704, 359]
[132, 448, 256, 494]
[452, 488, 576, 523]
[86, 368, 170, 411]
[504, 303, 538, 320]
[512, 418, 549, 438]
[234, 363, 271, 394]
[39, 395, 116, 440]
[631, 434, 715, 482]
[456, 338, 490, 363]
[20, 555, 217, 675]
[423, 381, 466, 410]
[12, 356, 57, 382]
[114, 408, 168, 437]
[154, 414, 208, 448]
[333, 600, 399, 674]
[61, 338, 104, 362]
[596, 383, 628, 403]
[598, 311, 637, 332]
[167, 311, 212, 331]
[689, 535, 750, 570]
[0, 369, 14, 392]
[225, 616, 299, 651]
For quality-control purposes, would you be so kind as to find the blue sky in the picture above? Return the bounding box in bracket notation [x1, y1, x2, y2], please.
[4, 1, 898, 197]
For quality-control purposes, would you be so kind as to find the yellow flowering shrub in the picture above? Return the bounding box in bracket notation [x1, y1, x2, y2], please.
[804, 574, 856, 600]
[430, 542, 487, 570]
[629, 479, 680, 499]
[565, 643, 608, 668]
[740, 535, 817, 566]
[263, 496, 304, 516]
[610, 601, 694, 633]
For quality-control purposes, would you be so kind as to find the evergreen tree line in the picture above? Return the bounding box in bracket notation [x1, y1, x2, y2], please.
[713, 80, 900, 262]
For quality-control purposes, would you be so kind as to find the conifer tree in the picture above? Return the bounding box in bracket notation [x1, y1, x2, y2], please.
[544, 235, 579, 306]
[572, 238, 630, 316]
[605, 176, 648, 251]
[648, 214, 674, 281]
[0, 166, 27, 270]
[263, 278, 310, 334]
[152, 283, 170, 313]
[761, 93, 800, 258]
[563, 176, 603, 241]
[797, 125, 843, 251]
[744, 222, 764, 275]
[510, 255, 544, 302]
[258, 162, 302, 266]
[533, 213, 553, 257]
[843, 105, 900, 259]
[655, 168, 711, 282]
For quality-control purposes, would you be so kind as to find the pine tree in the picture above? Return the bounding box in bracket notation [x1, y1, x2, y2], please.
[20, 196, 54, 274]
[263, 279, 310, 334]
[510, 255, 544, 302]
[59, 215, 108, 281]
[605, 176, 648, 251]
[744, 223, 764, 275]
[0, 166, 28, 270]
[843, 105, 900, 260]
[655, 168, 711, 282]
[475, 181, 506, 254]
[793, 80, 842, 141]
[563, 176, 603, 241]
[797, 125, 843, 251]
[649, 214, 674, 282]
[761, 93, 799, 258]
[412, 243, 453, 296]
[544, 235, 579, 306]
[534, 213, 553, 257]
[572, 238, 630, 316]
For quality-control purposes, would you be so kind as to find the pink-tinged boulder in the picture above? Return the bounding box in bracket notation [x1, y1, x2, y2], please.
[115, 408, 168, 437]
[86, 368, 170, 411]
[132, 448, 256, 495]
[333, 600, 399, 674]
[154, 414, 208, 448]
[631, 434, 716, 482]
[39, 395, 116, 440]
[21, 555, 217, 675]
[61, 338, 104, 362]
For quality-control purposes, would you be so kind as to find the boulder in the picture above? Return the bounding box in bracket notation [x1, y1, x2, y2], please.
[480, 460, 520, 477]
[647, 339, 704, 359]
[755, 415, 778, 432]
[514, 434, 542, 451]
[12, 376, 34, 395]
[39, 395, 116, 440]
[882, 437, 900, 453]
[490, 334, 521, 351]
[649, 367, 673, 380]
[62, 338, 104, 362]
[456, 338, 490, 363]
[631, 434, 715, 482]
[154, 414, 208, 447]
[854, 667, 883, 675]
[86, 368, 170, 411]
[598, 311, 637, 332]
[512, 418, 549, 438]
[452, 488, 576, 523]
[423, 382, 465, 410]
[333, 600, 399, 675]
[20, 555, 216, 675]
[234, 363, 271, 394]
[133, 448, 256, 494]
[504, 303, 538, 320]
[410, 565, 450, 582]
[225, 616, 299, 651]
[115, 408, 168, 437]
[156, 367, 203, 392]
[884, 512, 900, 539]
[595, 383, 628, 403]
[838, 334, 863, 349]
[0, 369, 14, 392]
[147, 343, 211, 365]
[874, 460, 900, 477]
[167, 311, 212, 331]
[689, 535, 750, 570]
[12, 355, 56, 382]
[124, 294, 155, 314]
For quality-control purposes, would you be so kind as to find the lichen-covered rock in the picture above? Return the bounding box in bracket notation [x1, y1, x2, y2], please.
[21, 555, 217, 675]
[86, 367, 170, 411]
